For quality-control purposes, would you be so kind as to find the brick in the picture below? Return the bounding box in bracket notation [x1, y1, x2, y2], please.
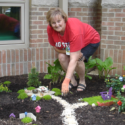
[113, 50, 118, 63]
[102, 18, 107, 21]
[68, 12, 75, 16]
[44, 30, 47, 34]
[123, 50, 125, 63]
[7, 64, 10, 76]
[44, 61, 47, 73]
[71, 8, 81, 11]
[20, 49, 23, 62]
[39, 8, 49, 11]
[36, 61, 40, 72]
[7, 50, 10, 63]
[29, 44, 37, 48]
[24, 49, 27, 62]
[30, 35, 37, 39]
[30, 16, 37, 20]
[112, 63, 117, 75]
[108, 36, 120, 40]
[115, 13, 125, 17]
[118, 50, 122, 63]
[44, 48, 48, 60]
[0, 65, 2, 77]
[108, 27, 121, 31]
[2, 50, 6, 63]
[101, 31, 114, 35]
[38, 16, 46, 20]
[30, 12, 43, 16]
[38, 34, 48, 39]
[107, 45, 120, 49]
[115, 31, 125, 36]
[12, 64, 15, 76]
[101, 35, 107, 39]
[16, 50, 19, 62]
[16, 63, 19, 75]
[20, 63, 23, 75]
[36, 48, 39, 61]
[0, 51, 1, 64]
[101, 44, 107, 49]
[38, 25, 47, 29]
[122, 27, 125, 31]
[44, 39, 48, 42]
[101, 40, 114, 44]
[32, 21, 43, 25]
[32, 62, 36, 68]
[32, 49, 35, 61]
[102, 13, 114, 17]
[108, 8, 122, 12]
[28, 49, 31, 61]
[115, 23, 125, 27]
[101, 27, 107, 30]
[121, 46, 125, 50]
[30, 25, 37, 29]
[31, 7, 37, 11]
[121, 37, 125, 40]
[122, 18, 125, 22]
[24, 62, 28, 74]
[30, 30, 43, 34]
[108, 18, 121, 22]
[40, 61, 43, 73]
[82, 8, 89, 12]
[114, 41, 125, 45]
[28, 62, 32, 73]
[51, 47, 55, 59]
[117, 64, 122, 76]
[11, 50, 15, 63]
[105, 49, 109, 59]
[102, 8, 108, 12]
[40, 48, 43, 60]
[3, 64, 6, 76]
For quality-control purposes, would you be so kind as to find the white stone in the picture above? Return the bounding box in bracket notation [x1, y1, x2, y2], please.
[92, 103, 96, 107]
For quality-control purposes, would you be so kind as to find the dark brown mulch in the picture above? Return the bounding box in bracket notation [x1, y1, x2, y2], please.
[0, 73, 125, 125]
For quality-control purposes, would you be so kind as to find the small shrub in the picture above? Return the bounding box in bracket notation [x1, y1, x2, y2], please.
[27, 67, 41, 87]
[30, 96, 42, 101]
[17, 89, 25, 94]
[0, 84, 11, 92]
[21, 117, 32, 123]
[3, 81, 11, 87]
[52, 88, 61, 96]
[42, 95, 51, 100]
[18, 92, 28, 100]
[27, 87, 36, 90]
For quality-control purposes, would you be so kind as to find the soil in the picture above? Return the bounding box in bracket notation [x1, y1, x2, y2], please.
[0, 73, 125, 125]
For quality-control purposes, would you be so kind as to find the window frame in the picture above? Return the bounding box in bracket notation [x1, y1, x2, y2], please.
[0, 0, 29, 50]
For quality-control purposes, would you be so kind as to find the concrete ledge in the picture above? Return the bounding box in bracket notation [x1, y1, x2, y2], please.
[32, 0, 58, 7]
[102, 0, 125, 8]
[68, 0, 99, 7]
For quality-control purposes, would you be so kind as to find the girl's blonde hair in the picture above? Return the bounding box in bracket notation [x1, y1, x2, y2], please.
[46, 8, 68, 26]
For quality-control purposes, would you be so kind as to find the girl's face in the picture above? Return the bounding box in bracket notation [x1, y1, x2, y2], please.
[50, 15, 66, 35]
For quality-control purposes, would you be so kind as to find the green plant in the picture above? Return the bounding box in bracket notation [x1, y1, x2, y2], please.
[27, 87, 36, 90]
[17, 92, 28, 100]
[116, 91, 125, 113]
[0, 84, 11, 92]
[84, 56, 97, 79]
[30, 96, 42, 101]
[105, 74, 125, 92]
[95, 57, 116, 78]
[42, 95, 52, 100]
[44, 59, 65, 84]
[3, 81, 11, 87]
[52, 88, 61, 96]
[17, 89, 25, 94]
[27, 67, 41, 87]
[21, 117, 32, 123]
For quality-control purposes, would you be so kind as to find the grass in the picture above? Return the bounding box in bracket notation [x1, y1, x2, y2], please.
[82, 96, 117, 106]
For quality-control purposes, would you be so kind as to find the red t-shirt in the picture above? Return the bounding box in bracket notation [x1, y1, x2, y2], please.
[47, 18, 100, 52]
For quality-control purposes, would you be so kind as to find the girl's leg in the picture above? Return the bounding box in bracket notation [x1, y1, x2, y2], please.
[58, 53, 77, 86]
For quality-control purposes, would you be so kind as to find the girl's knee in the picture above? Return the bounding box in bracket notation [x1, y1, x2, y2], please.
[58, 53, 69, 62]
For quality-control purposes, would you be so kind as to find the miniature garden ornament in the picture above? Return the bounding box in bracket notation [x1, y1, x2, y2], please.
[25, 112, 27, 117]
[31, 94, 36, 101]
[9, 113, 15, 120]
[119, 76, 123, 81]
[35, 106, 41, 113]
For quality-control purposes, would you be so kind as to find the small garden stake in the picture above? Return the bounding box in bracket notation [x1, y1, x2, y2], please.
[31, 94, 36, 107]
[9, 113, 15, 124]
[35, 106, 41, 120]
[25, 112, 27, 117]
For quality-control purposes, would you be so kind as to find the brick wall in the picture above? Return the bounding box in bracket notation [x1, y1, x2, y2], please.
[101, 8, 125, 76]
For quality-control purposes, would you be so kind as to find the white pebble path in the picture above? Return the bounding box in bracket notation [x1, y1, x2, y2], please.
[51, 95, 88, 125]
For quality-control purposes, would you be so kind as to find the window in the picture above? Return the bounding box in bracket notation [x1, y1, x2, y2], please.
[0, 0, 29, 49]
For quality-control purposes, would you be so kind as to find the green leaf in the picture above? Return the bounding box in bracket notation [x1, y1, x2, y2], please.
[44, 74, 52, 79]
[104, 57, 113, 68]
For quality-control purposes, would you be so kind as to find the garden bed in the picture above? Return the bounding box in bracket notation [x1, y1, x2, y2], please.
[0, 73, 125, 125]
